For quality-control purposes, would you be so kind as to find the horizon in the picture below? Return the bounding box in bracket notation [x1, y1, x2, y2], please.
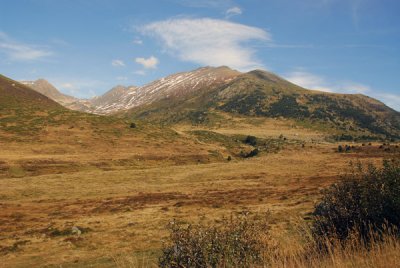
[1, 0, 399, 110]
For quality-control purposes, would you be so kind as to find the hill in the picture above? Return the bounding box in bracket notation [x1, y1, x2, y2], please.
[16, 67, 400, 140]
[0, 73, 241, 171]
[1, 75, 62, 109]
[127, 68, 400, 140]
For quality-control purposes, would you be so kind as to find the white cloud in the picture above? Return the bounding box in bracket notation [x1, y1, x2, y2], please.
[375, 93, 400, 111]
[285, 70, 370, 94]
[0, 32, 52, 61]
[132, 38, 143, 45]
[135, 56, 159, 69]
[116, 76, 128, 81]
[285, 70, 400, 111]
[176, 0, 233, 9]
[133, 70, 146, 76]
[111, 59, 125, 67]
[226, 6, 242, 17]
[285, 71, 331, 92]
[139, 18, 270, 71]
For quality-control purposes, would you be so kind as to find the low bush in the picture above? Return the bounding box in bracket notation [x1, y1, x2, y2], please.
[159, 212, 273, 268]
[244, 135, 257, 146]
[312, 160, 400, 244]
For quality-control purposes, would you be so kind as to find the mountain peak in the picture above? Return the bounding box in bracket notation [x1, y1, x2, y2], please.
[21, 79, 77, 105]
[0, 74, 61, 109]
[246, 69, 285, 82]
[82, 66, 241, 114]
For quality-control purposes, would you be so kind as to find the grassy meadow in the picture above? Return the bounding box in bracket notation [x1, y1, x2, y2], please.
[1, 114, 399, 267]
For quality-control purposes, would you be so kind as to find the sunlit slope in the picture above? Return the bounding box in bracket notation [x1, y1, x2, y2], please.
[128, 69, 400, 139]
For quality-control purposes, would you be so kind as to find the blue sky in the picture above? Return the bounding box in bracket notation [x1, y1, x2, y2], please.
[0, 0, 399, 110]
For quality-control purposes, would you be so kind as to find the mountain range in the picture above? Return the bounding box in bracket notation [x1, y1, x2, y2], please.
[11, 66, 400, 140]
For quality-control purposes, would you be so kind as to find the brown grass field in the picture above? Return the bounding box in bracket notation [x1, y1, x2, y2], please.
[0, 118, 399, 267]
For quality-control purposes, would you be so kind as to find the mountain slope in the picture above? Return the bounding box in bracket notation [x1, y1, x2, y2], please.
[127, 69, 400, 139]
[90, 85, 132, 107]
[1, 75, 61, 108]
[84, 66, 240, 114]
[0, 75, 131, 139]
[21, 79, 78, 105]
[0, 75, 68, 136]
[0, 73, 237, 170]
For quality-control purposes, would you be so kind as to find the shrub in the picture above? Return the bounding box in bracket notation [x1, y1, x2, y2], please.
[130, 122, 136, 128]
[312, 160, 400, 244]
[159, 213, 273, 268]
[246, 148, 259, 158]
[244, 135, 257, 146]
[337, 145, 343, 152]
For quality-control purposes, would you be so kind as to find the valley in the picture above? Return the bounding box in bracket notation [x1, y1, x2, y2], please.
[1, 126, 397, 267]
[0, 69, 399, 267]
[2, 2, 400, 266]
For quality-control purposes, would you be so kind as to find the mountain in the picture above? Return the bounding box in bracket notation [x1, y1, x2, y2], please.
[87, 85, 137, 114]
[0, 74, 136, 140]
[82, 66, 240, 114]
[90, 85, 131, 107]
[21, 79, 78, 105]
[18, 66, 400, 140]
[20, 79, 135, 114]
[0, 75, 62, 110]
[0, 75, 67, 137]
[127, 68, 400, 140]
[0, 73, 225, 166]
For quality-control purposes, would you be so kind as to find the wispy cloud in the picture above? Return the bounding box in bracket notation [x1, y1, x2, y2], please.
[116, 76, 128, 81]
[226, 6, 242, 17]
[375, 93, 400, 111]
[351, 0, 362, 29]
[285, 70, 332, 92]
[139, 18, 270, 71]
[286, 70, 370, 94]
[133, 70, 146, 76]
[111, 59, 125, 67]
[285, 69, 400, 111]
[174, 0, 233, 9]
[135, 56, 159, 69]
[263, 43, 315, 49]
[132, 38, 143, 45]
[0, 32, 52, 61]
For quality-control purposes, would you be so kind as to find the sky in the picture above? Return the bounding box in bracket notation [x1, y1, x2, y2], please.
[0, 0, 399, 110]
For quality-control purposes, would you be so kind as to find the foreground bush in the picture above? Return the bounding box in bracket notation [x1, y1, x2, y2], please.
[154, 161, 400, 268]
[159, 213, 273, 268]
[312, 160, 400, 243]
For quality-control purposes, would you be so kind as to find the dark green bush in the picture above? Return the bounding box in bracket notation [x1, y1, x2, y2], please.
[337, 145, 343, 152]
[312, 160, 400, 243]
[246, 148, 259, 158]
[244, 135, 257, 146]
[159, 213, 272, 268]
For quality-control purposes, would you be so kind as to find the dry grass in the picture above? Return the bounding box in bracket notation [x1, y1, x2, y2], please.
[112, 219, 400, 268]
[268, 225, 400, 268]
[0, 119, 398, 267]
